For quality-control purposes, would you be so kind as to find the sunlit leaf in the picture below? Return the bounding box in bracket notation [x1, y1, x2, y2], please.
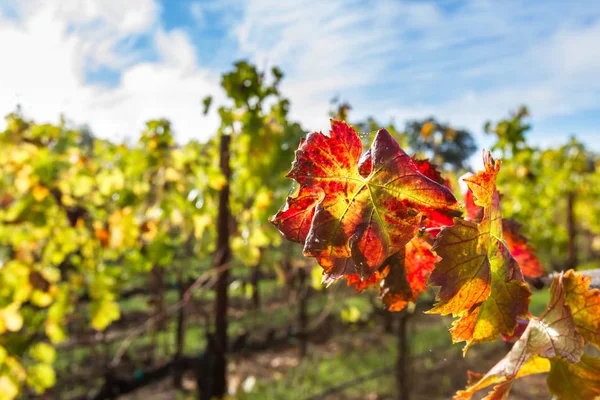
[380, 237, 438, 311]
[29, 343, 56, 364]
[281, 119, 458, 278]
[456, 271, 584, 399]
[502, 219, 545, 278]
[0, 376, 19, 400]
[270, 186, 323, 243]
[428, 152, 530, 352]
[561, 269, 600, 348]
[548, 355, 600, 400]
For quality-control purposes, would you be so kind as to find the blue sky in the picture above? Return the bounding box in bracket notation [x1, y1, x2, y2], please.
[0, 0, 599, 153]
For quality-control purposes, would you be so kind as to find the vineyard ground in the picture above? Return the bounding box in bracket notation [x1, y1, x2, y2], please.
[46, 279, 551, 399]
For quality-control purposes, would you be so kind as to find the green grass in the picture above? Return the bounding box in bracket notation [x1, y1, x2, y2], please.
[236, 313, 458, 400]
[529, 287, 550, 316]
[57, 279, 535, 399]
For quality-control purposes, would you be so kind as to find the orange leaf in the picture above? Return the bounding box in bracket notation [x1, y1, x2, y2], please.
[456, 271, 584, 399]
[428, 151, 530, 352]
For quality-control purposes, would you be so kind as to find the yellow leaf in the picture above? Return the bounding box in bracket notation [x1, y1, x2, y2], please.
[311, 266, 324, 291]
[421, 121, 435, 138]
[193, 215, 212, 239]
[91, 300, 120, 331]
[15, 165, 33, 193]
[0, 376, 19, 400]
[29, 343, 56, 364]
[27, 364, 56, 393]
[165, 167, 181, 182]
[31, 291, 53, 308]
[1, 305, 23, 332]
[0, 346, 6, 365]
[32, 185, 49, 202]
[45, 322, 67, 344]
[341, 306, 361, 323]
[208, 172, 226, 190]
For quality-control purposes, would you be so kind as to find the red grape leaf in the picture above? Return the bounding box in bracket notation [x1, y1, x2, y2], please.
[320, 237, 437, 312]
[358, 149, 372, 178]
[548, 355, 600, 400]
[412, 157, 459, 232]
[463, 174, 545, 279]
[428, 151, 531, 352]
[422, 209, 459, 235]
[412, 157, 445, 185]
[270, 186, 323, 243]
[561, 269, 600, 348]
[345, 270, 384, 293]
[284, 119, 459, 277]
[464, 185, 483, 222]
[319, 256, 357, 286]
[456, 271, 585, 399]
[380, 237, 438, 311]
[502, 219, 544, 278]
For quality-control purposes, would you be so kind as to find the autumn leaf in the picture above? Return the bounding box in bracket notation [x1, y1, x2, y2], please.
[281, 119, 458, 277]
[319, 256, 358, 286]
[464, 186, 482, 222]
[412, 157, 445, 185]
[270, 186, 323, 243]
[380, 237, 438, 311]
[463, 178, 544, 279]
[502, 219, 545, 278]
[321, 237, 437, 312]
[547, 355, 600, 400]
[561, 269, 600, 348]
[412, 158, 459, 232]
[428, 151, 531, 352]
[344, 270, 384, 293]
[456, 271, 584, 399]
[358, 149, 372, 178]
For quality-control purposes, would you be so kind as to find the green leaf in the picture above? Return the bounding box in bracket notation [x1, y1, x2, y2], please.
[29, 343, 56, 364]
[90, 299, 120, 331]
[27, 364, 56, 393]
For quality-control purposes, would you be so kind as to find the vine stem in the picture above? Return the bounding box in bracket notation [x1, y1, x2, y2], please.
[109, 261, 232, 368]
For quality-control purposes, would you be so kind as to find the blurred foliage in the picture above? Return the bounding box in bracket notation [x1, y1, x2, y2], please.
[404, 118, 477, 171]
[209, 60, 306, 267]
[484, 105, 530, 156]
[0, 109, 222, 397]
[0, 61, 305, 398]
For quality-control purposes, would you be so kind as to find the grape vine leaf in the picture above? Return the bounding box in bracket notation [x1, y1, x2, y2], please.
[547, 355, 600, 400]
[274, 119, 459, 278]
[428, 151, 531, 352]
[270, 186, 323, 243]
[463, 183, 544, 279]
[561, 269, 600, 348]
[502, 219, 545, 278]
[345, 269, 384, 293]
[412, 158, 459, 231]
[319, 237, 437, 311]
[380, 237, 438, 311]
[456, 271, 585, 399]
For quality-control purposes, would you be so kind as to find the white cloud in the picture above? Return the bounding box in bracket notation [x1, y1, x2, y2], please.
[0, 0, 222, 142]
